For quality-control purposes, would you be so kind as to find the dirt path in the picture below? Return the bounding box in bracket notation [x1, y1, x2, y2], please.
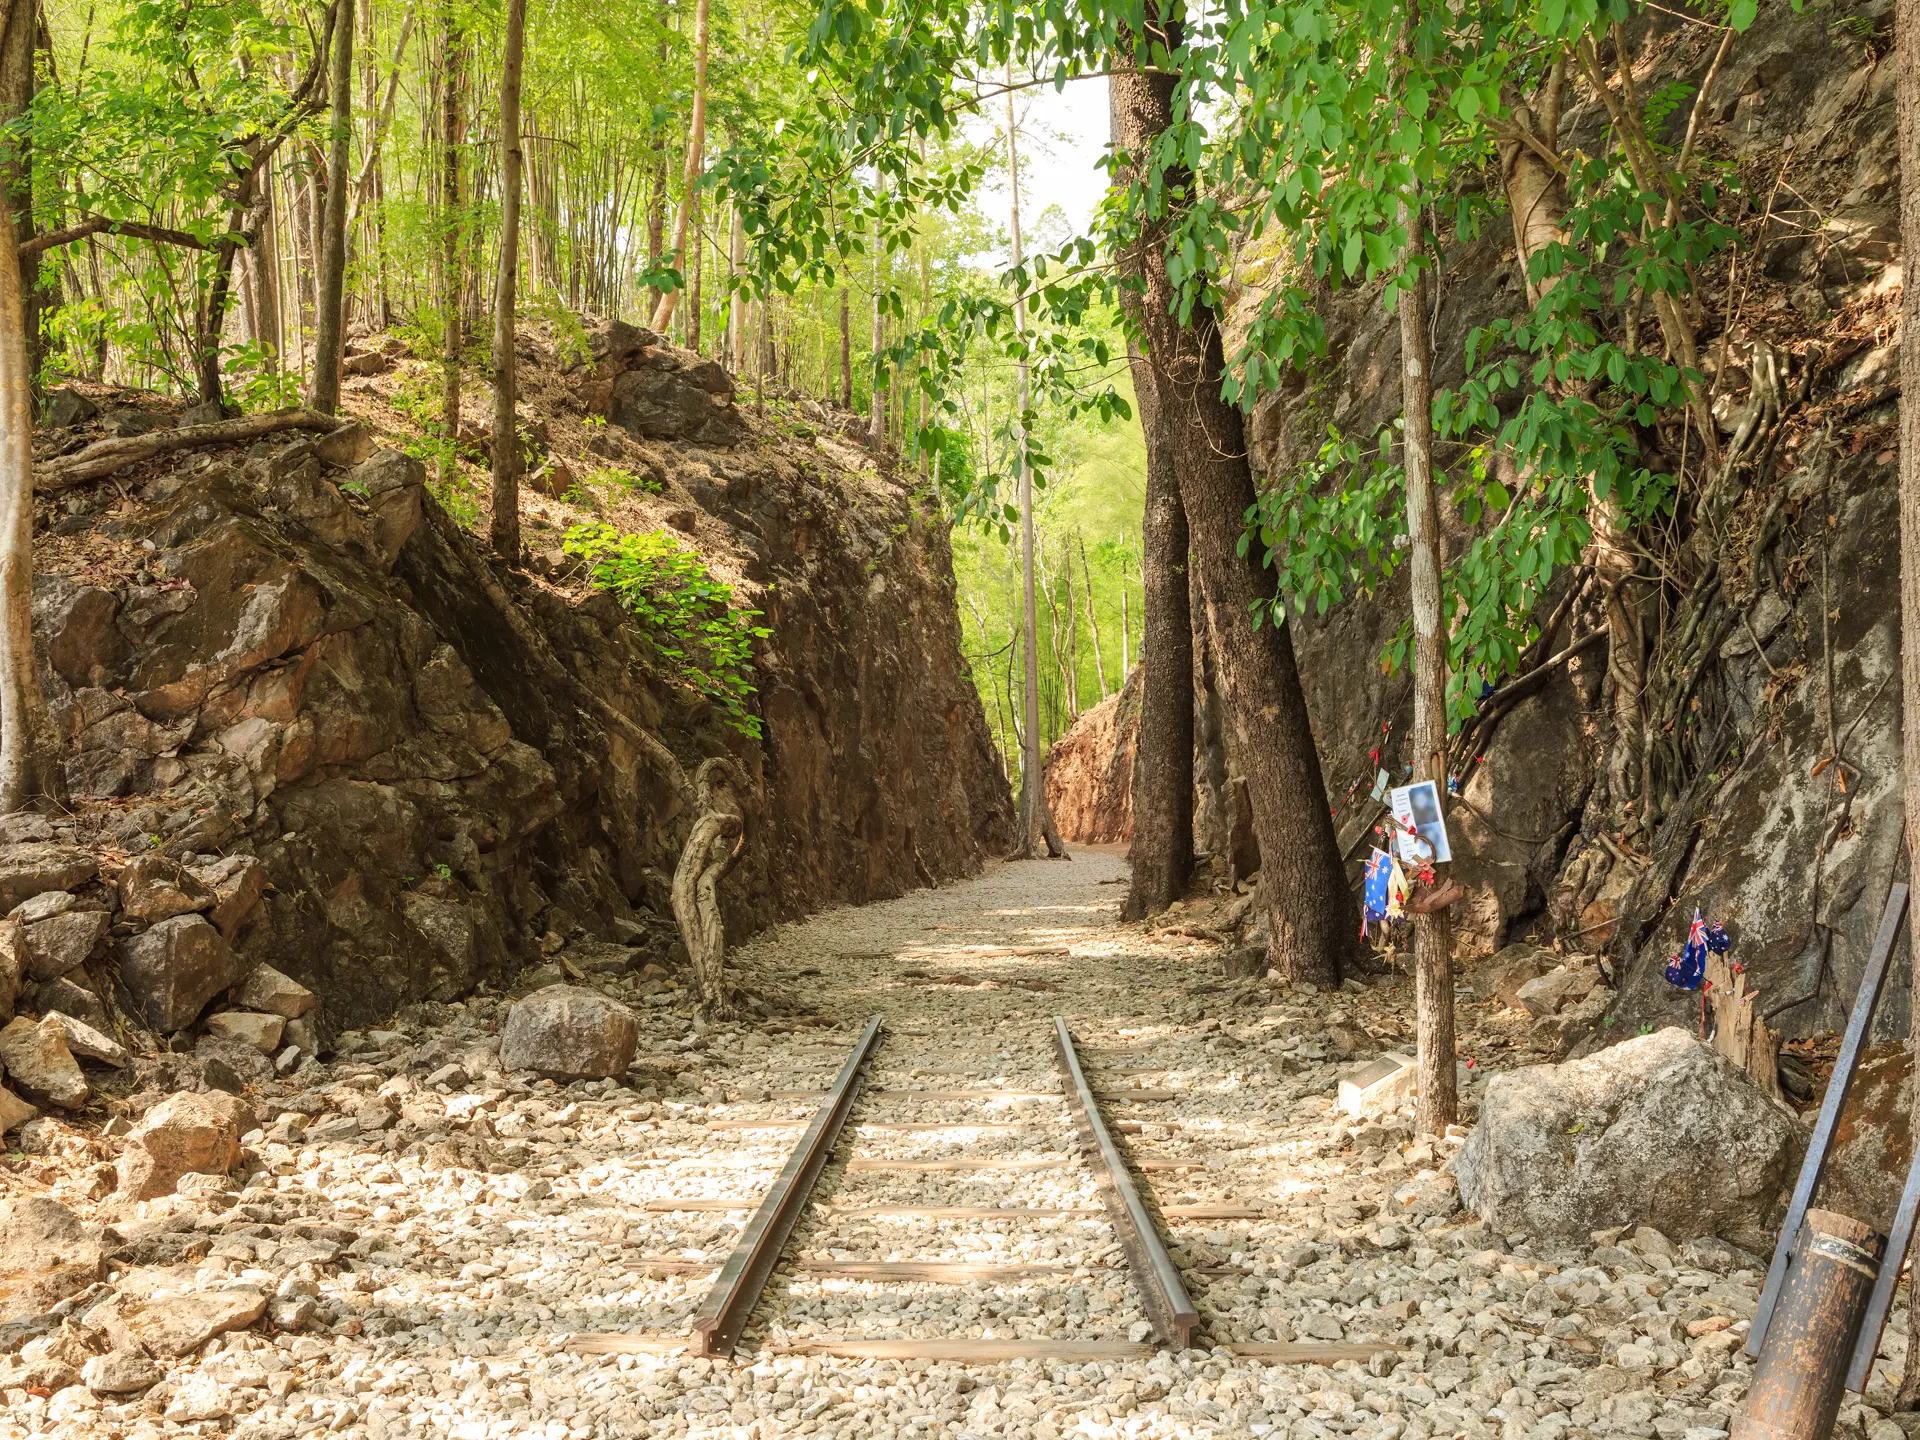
[10, 852, 1791, 1439]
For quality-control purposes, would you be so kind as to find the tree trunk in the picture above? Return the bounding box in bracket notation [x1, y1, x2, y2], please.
[646, 149, 666, 314]
[649, 0, 709, 333]
[1123, 342, 1193, 919]
[839, 288, 851, 408]
[1896, 0, 1920, 1408]
[308, 0, 356, 414]
[869, 176, 886, 449]
[488, 0, 527, 560]
[1398, 188, 1459, 1136]
[1079, 532, 1110, 701]
[438, 0, 464, 484]
[1109, 32, 1346, 982]
[687, 191, 703, 351]
[727, 202, 744, 373]
[1119, 550, 1131, 677]
[0, 0, 59, 813]
[0, 0, 37, 388]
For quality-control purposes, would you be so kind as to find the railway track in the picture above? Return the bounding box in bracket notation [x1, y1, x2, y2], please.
[567, 1016, 1397, 1367]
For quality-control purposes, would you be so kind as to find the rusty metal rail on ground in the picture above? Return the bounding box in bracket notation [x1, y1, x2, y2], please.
[687, 1014, 884, 1357]
[1052, 1016, 1199, 1350]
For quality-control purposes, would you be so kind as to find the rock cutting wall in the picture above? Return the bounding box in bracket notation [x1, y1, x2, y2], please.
[1227, 0, 1907, 1040]
[12, 324, 1012, 1042]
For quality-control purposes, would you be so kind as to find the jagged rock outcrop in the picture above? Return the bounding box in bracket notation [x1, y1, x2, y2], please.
[1232, 0, 1907, 1034]
[20, 324, 1012, 1038]
[1043, 669, 1139, 844]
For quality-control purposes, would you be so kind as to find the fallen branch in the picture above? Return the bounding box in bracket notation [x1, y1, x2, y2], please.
[39, 407, 339, 492]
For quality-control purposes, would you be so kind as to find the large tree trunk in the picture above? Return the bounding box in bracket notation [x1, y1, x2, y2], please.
[307, 0, 356, 414]
[438, 0, 464, 484]
[1122, 341, 1193, 919]
[1398, 189, 1459, 1135]
[1109, 33, 1346, 983]
[1896, 0, 1920, 1409]
[648, 0, 709, 333]
[0, 0, 58, 813]
[488, 0, 527, 560]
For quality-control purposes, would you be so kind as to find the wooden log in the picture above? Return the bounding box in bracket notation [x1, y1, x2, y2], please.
[1227, 1343, 1398, 1365]
[566, 1333, 687, 1355]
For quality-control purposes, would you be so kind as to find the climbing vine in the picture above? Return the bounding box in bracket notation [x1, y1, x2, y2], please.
[563, 523, 771, 737]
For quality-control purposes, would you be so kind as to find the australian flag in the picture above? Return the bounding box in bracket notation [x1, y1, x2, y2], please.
[1362, 848, 1392, 937]
[1665, 907, 1732, 991]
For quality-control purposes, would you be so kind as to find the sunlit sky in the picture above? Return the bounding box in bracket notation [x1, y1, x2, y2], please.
[971, 74, 1114, 266]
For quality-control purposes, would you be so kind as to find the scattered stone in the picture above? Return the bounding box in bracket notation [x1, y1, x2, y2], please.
[0, 1197, 104, 1320]
[0, 1014, 89, 1108]
[0, 844, 97, 914]
[203, 1009, 285, 1053]
[0, 1084, 33, 1134]
[114, 1089, 253, 1201]
[235, 961, 317, 1019]
[273, 1044, 303, 1076]
[118, 914, 242, 1032]
[1514, 966, 1595, 1017]
[268, 1295, 317, 1331]
[313, 421, 376, 467]
[497, 985, 638, 1080]
[42, 1010, 128, 1067]
[1338, 1052, 1416, 1119]
[81, 1350, 161, 1395]
[117, 853, 216, 923]
[33, 974, 108, 1030]
[1456, 1026, 1797, 1249]
[11, 890, 76, 924]
[18, 908, 110, 982]
[164, 1370, 237, 1420]
[185, 855, 268, 939]
[42, 387, 98, 428]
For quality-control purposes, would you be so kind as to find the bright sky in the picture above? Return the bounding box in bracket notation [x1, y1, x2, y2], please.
[971, 73, 1115, 265]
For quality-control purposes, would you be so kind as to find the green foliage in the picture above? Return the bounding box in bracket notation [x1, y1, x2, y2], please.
[223, 342, 301, 413]
[562, 523, 771, 737]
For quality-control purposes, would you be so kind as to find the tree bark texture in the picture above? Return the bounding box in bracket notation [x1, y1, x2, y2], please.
[1895, 0, 1920, 1409]
[308, 0, 356, 414]
[1122, 340, 1193, 920]
[488, 0, 527, 560]
[1108, 44, 1347, 983]
[0, 0, 60, 812]
[1397, 193, 1459, 1136]
[649, 0, 709, 333]
[438, 0, 465, 484]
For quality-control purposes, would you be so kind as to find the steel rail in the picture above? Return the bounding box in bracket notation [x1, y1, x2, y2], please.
[1052, 1016, 1199, 1350]
[689, 1014, 883, 1357]
[1750, 882, 1909, 1356]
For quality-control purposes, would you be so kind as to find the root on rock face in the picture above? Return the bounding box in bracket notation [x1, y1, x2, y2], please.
[671, 756, 747, 1017]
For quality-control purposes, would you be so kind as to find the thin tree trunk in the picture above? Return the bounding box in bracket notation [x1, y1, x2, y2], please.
[308, 0, 355, 414]
[1123, 341, 1192, 919]
[0, 0, 58, 813]
[1398, 183, 1459, 1136]
[488, 0, 526, 560]
[1007, 78, 1064, 858]
[687, 191, 703, 351]
[1109, 27, 1345, 981]
[868, 175, 886, 448]
[1079, 532, 1108, 700]
[839, 287, 851, 408]
[437, 0, 464, 483]
[727, 202, 744, 373]
[1119, 549, 1132, 677]
[1896, 0, 1920, 1407]
[649, 0, 709, 333]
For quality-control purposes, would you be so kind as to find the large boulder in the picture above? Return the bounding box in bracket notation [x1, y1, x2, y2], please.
[19, 908, 111, 982]
[0, 1015, 88, 1109]
[0, 1197, 104, 1319]
[118, 914, 241, 1032]
[118, 853, 215, 923]
[498, 985, 637, 1080]
[0, 845, 97, 913]
[235, 962, 317, 1018]
[114, 1089, 253, 1201]
[609, 361, 748, 445]
[1456, 1027, 1797, 1250]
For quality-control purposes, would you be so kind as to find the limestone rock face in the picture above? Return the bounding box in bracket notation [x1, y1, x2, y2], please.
[498, 985, 638, 1080]
[118, 915, 240, 1032]
[0, 1197, 104, 1319]
[0, 1015, 89, 1108]
[1455, 1027, 1797, 1250]
[0, 846, 96, 914]
[1043, 672, 1140, 845]
[114, 1089, 253, 1201]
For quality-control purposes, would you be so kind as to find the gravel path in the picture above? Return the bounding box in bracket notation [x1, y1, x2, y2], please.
[9, 849, 1902, 1440]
